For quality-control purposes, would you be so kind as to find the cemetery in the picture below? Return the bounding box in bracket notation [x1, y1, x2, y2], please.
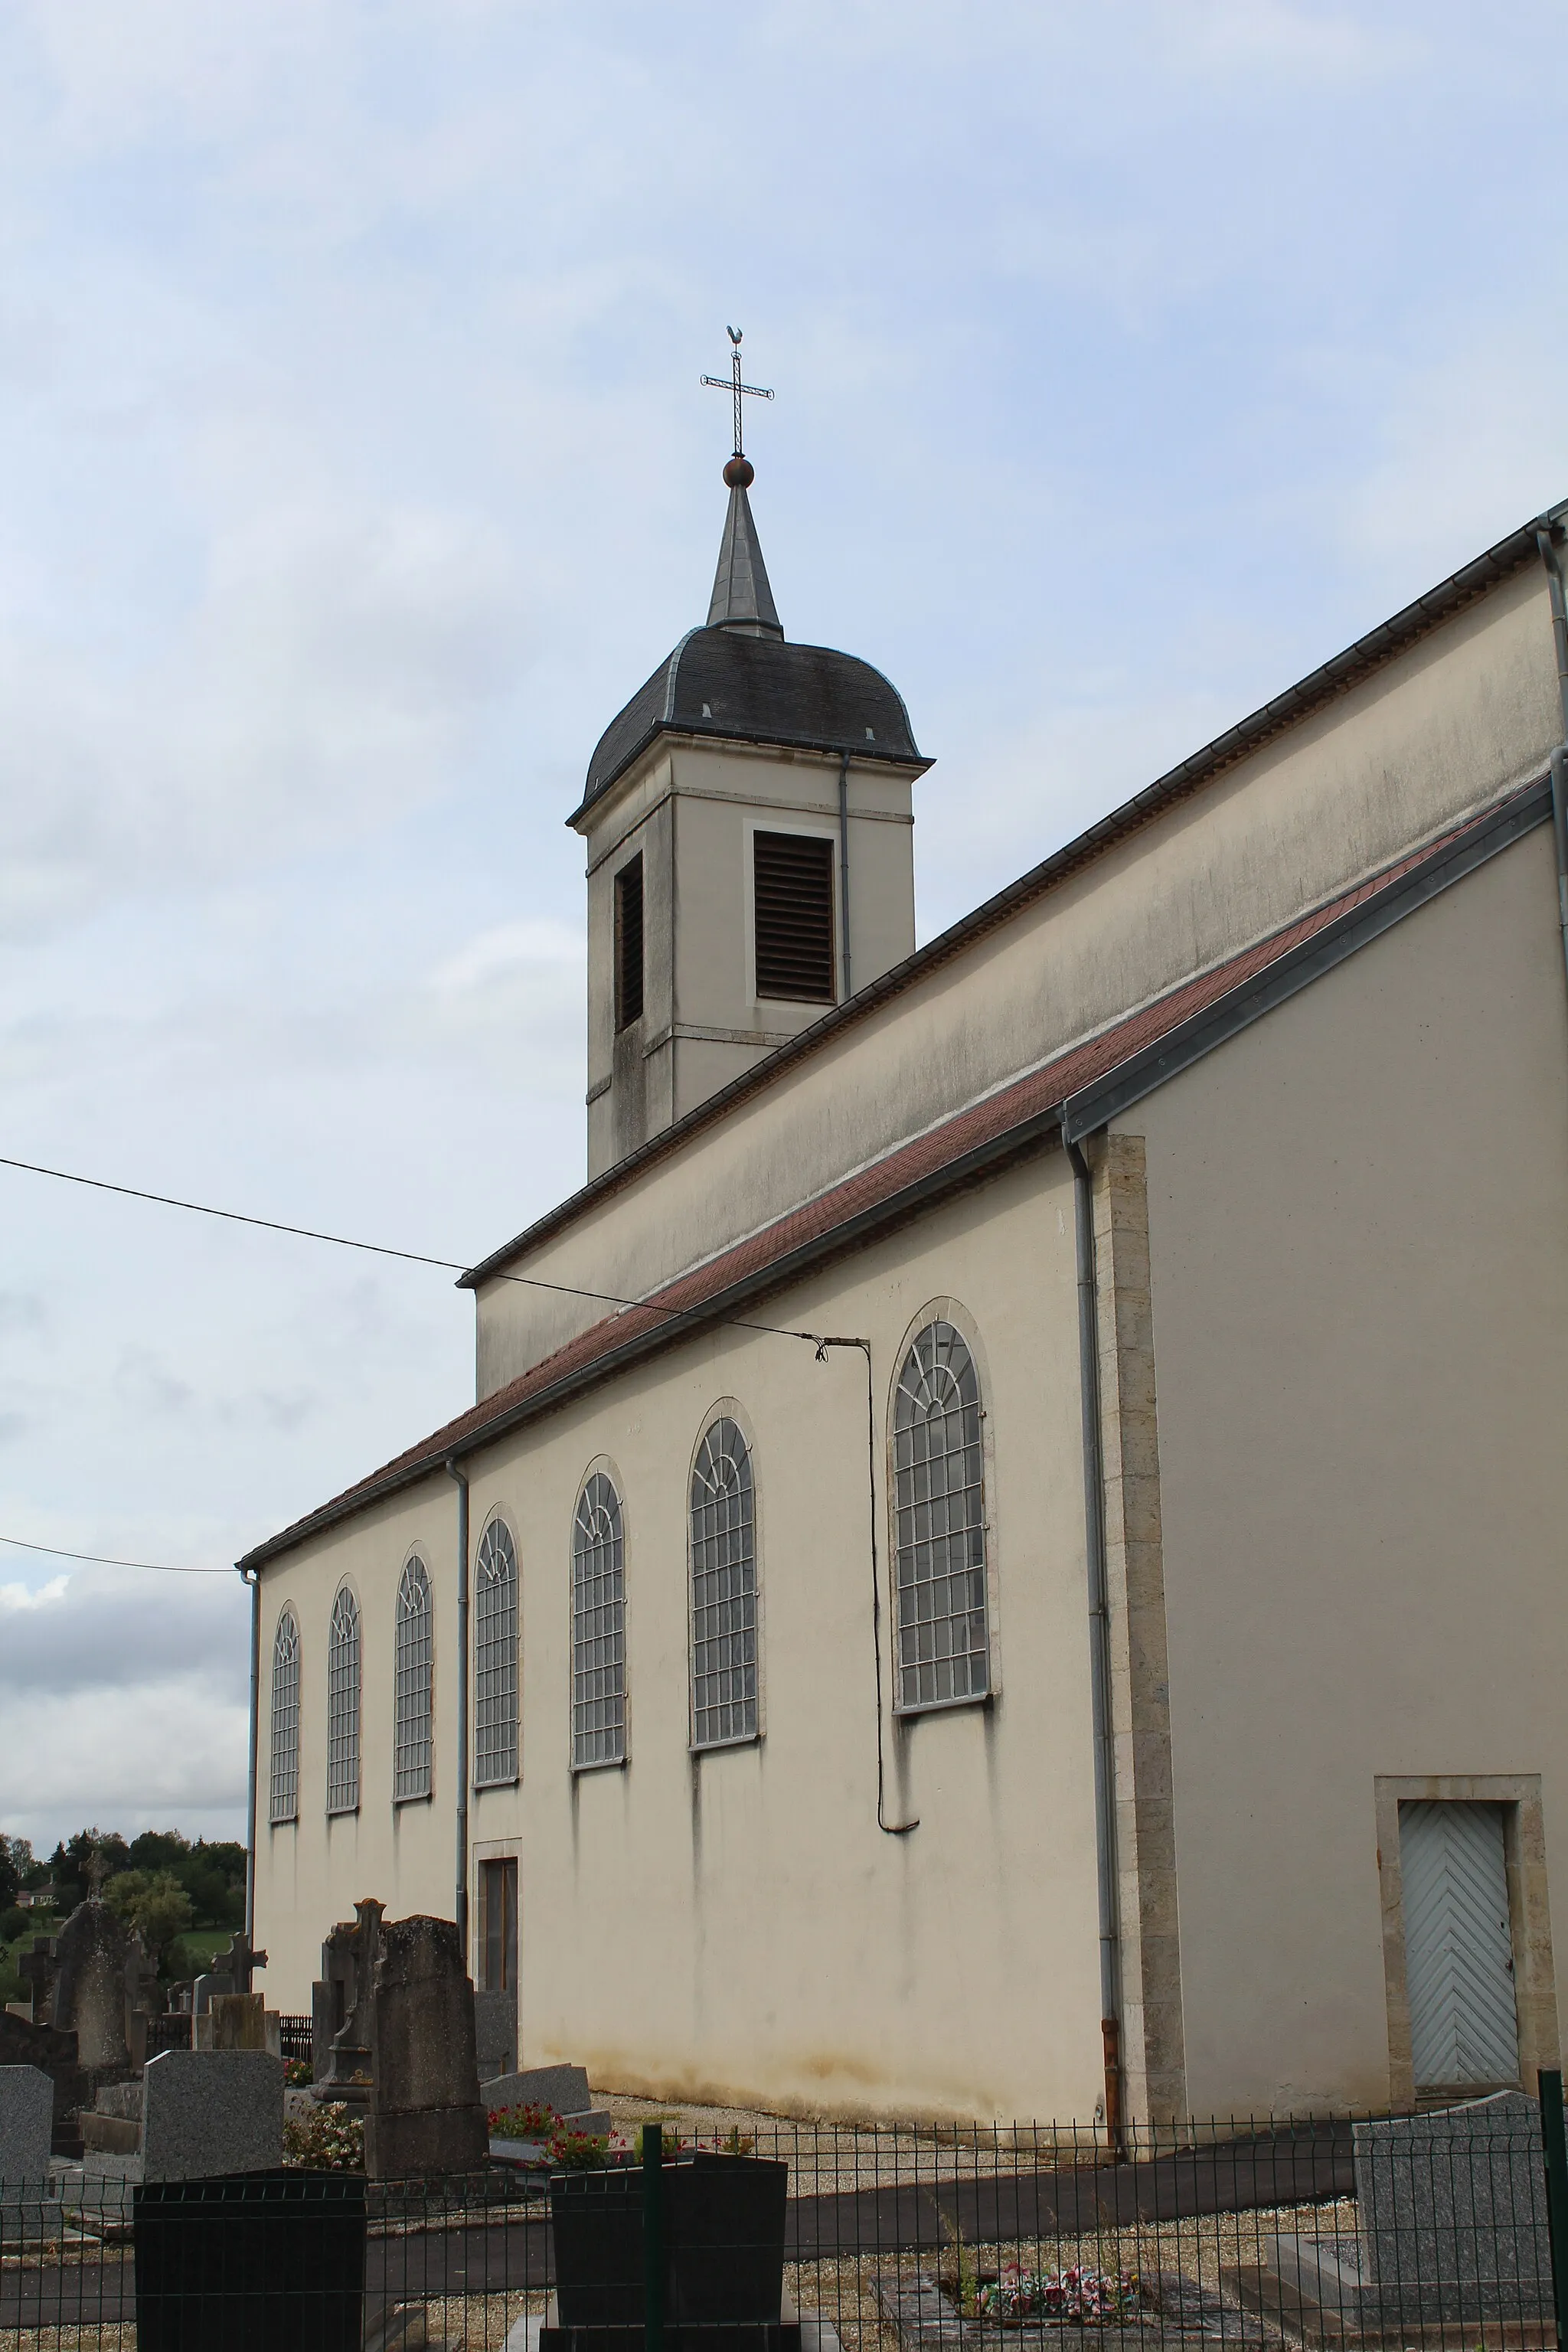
[3, 1890, 1566, 2347]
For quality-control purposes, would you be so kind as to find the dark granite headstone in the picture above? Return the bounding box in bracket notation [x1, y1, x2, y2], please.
[16, 1936, 57, 2025]
[364, 1915, 487, 2180]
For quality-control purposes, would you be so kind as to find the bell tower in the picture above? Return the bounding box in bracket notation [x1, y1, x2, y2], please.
[568, 341, 931, 1179]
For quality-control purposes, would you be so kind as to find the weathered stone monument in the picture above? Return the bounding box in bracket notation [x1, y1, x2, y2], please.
[46, 1901, 145, 2074]
[0, 2066, 53, 2185]
[210, 1991, 266, 2051]
[311, 1896, 383, 2104]
[364, 1915, 488, 2180]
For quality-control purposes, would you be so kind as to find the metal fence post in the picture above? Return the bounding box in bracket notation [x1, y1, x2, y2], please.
[644, 2122, 665, 2352]
[1540, 2067, 1568, 2351]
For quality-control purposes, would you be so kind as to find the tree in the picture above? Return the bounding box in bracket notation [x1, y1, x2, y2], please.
[51, 1829, 131, 1900]
[103, 1870, 193, 1962]
[0, 1835, 34, 1911]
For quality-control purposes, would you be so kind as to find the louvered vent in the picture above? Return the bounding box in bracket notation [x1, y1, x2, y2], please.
[754, 831, 835, 1003]
[614, 855, 644, 1030]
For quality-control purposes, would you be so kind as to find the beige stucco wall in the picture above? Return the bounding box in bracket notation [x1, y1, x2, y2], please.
[580, 740, 917, 1182]
[1136, 822, 1568, 2112]
[255, 1152, 1109, 2120]
[482, 563, 1562, 1400]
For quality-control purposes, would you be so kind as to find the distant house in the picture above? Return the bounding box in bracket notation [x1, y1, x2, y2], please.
[17, 1885, 57, 1912]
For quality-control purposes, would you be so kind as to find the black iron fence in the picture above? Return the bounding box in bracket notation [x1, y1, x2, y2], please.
[280, 2012, 314, 2066]
[4, 2093, 1567, 2348]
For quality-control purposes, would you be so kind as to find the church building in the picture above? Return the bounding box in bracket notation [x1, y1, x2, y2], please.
[241, 443, 1568, 2125]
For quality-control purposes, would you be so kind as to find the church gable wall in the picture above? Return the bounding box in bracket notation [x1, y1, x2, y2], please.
[1137, 821, 1568, 2112]
[479, 564, 1560, 1400]
[256, 1146, 1124, 2122]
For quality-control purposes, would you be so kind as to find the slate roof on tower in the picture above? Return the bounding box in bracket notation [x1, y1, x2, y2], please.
[570, 475, 926, 823]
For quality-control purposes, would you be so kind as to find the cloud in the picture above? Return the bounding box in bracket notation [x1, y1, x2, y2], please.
[0, 490, 531, 942]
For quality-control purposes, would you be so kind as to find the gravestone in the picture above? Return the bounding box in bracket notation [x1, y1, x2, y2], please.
[0, 2011, 89, 2157]
[364, 1914, 488, 2180]
[211, 1992, 266, 2051]
[0, 2066, 53, 2184]
[1353, 2091, 1551, 2321]
[45, 1901, 142, 2073]
[474, 1985, 518, 2082]
[16, 1936, 57, 2025]
[191, 1972, 233, 2017]
[484, 2063, 591, 2118]
[141, 2049, 285, 2182]
[312, 1896, 383, 2104]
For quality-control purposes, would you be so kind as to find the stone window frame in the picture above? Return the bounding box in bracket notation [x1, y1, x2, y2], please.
[325, 1582, 361, 1818]
[1374, 1772, 1559, 2105]
[269, 1605, 300, 1826]
[473, 1514, 520, 1790]
[688, 1406, 763, 1753]
[571, 1462, 628, 1772]
[392, 1553, 434, 1805]
[887, 1301, 1001, 1717]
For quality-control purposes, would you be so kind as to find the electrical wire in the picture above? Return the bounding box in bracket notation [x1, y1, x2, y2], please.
[0, 1152, 818, 1345]
[0, 1532, 229, 1575]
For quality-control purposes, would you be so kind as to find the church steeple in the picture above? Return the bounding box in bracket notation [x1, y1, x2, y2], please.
[706, 456, 782, 639]
[570, 330, 929, 1178]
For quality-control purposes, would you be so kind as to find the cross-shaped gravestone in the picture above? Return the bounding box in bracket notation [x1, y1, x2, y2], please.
[17, 1939, 57, 2024]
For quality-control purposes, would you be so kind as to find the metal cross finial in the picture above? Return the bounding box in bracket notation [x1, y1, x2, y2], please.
[701, 326, 774, 460]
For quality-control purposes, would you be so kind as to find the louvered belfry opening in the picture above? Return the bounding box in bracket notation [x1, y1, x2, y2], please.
[753, 830, 835, 1003]
[614, 854, 644, 1029]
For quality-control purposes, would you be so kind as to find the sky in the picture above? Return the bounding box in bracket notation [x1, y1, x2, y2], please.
[2, 0, 1565, 1857]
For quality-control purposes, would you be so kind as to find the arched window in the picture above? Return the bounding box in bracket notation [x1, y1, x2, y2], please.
[269, 1609, 300, 1824]
[689, 1418, 758, 1749]
[394, 1556, 433, 1802]
[572, 1472, 626, 1769]
[473, 1519, 518, 1787]
[326, 1585, 361, 1815]
[892, 1321, 990, 1711]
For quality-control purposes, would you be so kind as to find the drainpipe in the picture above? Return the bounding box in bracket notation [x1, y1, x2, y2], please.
[1065, 1131, 1124, 2151]
[1534, 527, 1568, 1002]
[447, 1459, 471, 1962]
[240, 1564, 260, 1949]
[837, 753, 853, 1001]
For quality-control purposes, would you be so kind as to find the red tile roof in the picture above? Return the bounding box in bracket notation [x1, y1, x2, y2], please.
[239, 783, 1542, 1570]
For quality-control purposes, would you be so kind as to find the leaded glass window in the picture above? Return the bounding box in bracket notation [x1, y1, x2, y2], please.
[473, 1519, 518, 1787]
[690, 1419, 758, 1748]
[269, 1608, 300, 1824]
[326, 1585, 361, 1815]
[572, 1472, 626, 1768]
[892, 1321, 990, 1710]
[394, 1555, 433, 1802]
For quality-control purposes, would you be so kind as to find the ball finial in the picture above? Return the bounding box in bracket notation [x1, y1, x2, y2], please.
[724, 454, 755, 489]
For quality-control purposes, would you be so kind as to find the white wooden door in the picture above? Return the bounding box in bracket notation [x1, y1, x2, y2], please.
[1399, 1798, 1520, 2089]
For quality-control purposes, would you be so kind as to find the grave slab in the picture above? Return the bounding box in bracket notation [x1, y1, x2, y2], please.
[485, 2063, 593, 2118]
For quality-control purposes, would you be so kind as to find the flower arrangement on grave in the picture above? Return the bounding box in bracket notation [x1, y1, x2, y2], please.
[970, 2262, 1142, 2323]
[488, 2101, 622, 2169]
[282, 2100, 365, 2171]
[283, 2059, 312, 2089]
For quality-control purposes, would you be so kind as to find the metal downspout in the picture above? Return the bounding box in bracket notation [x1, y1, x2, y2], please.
[447, 1459, 472, 1961]
[838, 752, 853, 1001]
[240, 1565, 260, 1947]
[1534, 526, 1568, 1000]
[1066, 1132, 1124, 2148]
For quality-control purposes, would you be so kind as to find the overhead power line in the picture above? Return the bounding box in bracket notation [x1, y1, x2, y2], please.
[0, 1153, 820, 1343]
[0, 1532, 229, 1576]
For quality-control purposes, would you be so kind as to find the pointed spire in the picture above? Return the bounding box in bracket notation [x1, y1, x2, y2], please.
[707, 456, 783, 639]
